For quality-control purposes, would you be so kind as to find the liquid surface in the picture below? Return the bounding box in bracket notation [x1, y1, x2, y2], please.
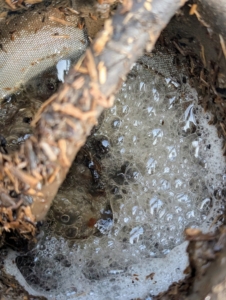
[3, 57, 224, 299]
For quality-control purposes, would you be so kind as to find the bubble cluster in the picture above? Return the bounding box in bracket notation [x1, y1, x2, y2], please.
[7, 57, 226, 299]
[94, 63, 225, 256]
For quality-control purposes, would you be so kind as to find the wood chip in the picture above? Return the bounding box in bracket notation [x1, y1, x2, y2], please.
[76, 66, 89, 74]
[0, 12, 7, 20]
[5, 0, 16, 10]
[98, 61, 107, 84]
[189, 4, 197, 15]
[8, 166, 40, 188]
[120, 0, 133, 14]
[185, 228, 201, 236]
[66, 7, 79, 15]
[51, 34, 70, 39]
[220, 122, 226, 136]
[52, 103, 97, 120]
[4, 221, 20, 232]
[173, 41, 186, 56]
[65, 119, 78, 132]
[72, 76, 85, 89]
[123, 12, 133, 25]
[200, 44, 206, 68]
[4, 166, 16, 184]
[17, 161, 28, 169]
[89, 85, 113, 108]
[25, 0, 42, 4]
[31, 170, 43, 181]
[14, 178, 20, 194]
[40, 142, 57, 161]
[219, 34, 226, 60]
[189, 4, 209, 27]
[47, 166, 60, 184]
[90, 13, 98, 21]
[86, 49, 98, 81]
[21, 206, 36, 222]
[5, 208, 14, 222]
[144, 2, 152, 11]
[58, 139, 70, 167]
[58, 85, 70, 102]
[74, 53, 85, 72]
[0, 191, 16, 207]
[146, 272, 155, 280]
[77, 19, 85, 30]
[31, 93, 57, 126]
[127, 37, 134, 44]
[49, 16, 75, 27]
[107, 95, 115, 107]
[93, 19, 113, 55]
[26, 188, 44, 197]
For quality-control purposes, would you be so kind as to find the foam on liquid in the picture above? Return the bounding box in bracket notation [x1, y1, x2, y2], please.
[4, 59, 226, 300]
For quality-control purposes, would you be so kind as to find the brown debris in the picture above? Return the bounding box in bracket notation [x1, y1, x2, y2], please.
[120, 0, 133, 14]
[189, 3, 210, 28]
[31, 93, 57, 126]
[51, 34, 70, 39]
[93, 19, 113, 55]
[4, 0, 43, 10]
[97, 61, 107, 84]
[47, 166, 60, 184]
[40, 142, 57, 162]
[49, 16, 75, 27]
[7, 166, 39, 188]
[200, 44, 206, 67]
[89, 13, 98, 21]
[144, 1, 152, 12]
[25, 0, 42, 3]
[58, 139, 70, 167]
[52, 103, 98, 120]
[219, 34, 226, 59]
[85, 49, 98, 81]
[77, 17, 85, 29]
[66, 7, 79, 15]
[146, 272, 155, 280]
[173, 40, 186, 56]
[185, 228, 216, 241]
[154, 228, 226, 300]
[0, 202, 36, 241]
[4, 0, 17, 10]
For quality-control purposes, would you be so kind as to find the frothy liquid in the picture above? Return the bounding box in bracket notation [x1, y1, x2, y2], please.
[6, 60, 225, 299]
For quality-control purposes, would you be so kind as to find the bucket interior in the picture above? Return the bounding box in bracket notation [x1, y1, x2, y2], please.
[0, 1, 226, 299]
